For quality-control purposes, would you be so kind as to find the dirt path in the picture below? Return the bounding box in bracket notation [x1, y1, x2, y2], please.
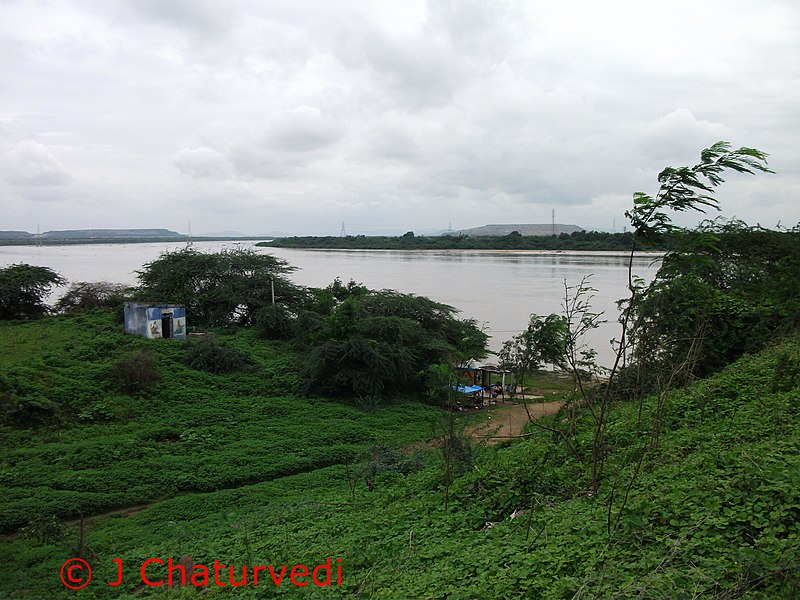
[466, 399, 563, 444]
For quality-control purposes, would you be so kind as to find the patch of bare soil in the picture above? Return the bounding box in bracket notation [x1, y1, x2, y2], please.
[466, 399, 563, 444]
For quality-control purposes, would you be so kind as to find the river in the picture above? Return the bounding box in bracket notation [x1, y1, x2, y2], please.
[0, 241, 661, 364]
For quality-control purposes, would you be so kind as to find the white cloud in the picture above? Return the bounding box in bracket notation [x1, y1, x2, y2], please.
[1, 140, 71, 187]
[639, 108, 733, 162]
[173, 146, 231, 179]
[0, 0, 797, 233]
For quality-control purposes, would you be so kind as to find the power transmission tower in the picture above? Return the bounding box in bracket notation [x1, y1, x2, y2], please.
[340, 222, 346, 237]
[551, 209, 556, 236]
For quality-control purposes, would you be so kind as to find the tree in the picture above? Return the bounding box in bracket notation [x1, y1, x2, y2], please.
[621, 143, 773, 383]
[55, 282, 133, 313]
[302, 289, 488, 401]
[624, 219, 800, 383]
[0, 264, 66, 320]
[506, 142, 773, 496]
[498, 313, 568, 398]
[136, 248, 305, 327]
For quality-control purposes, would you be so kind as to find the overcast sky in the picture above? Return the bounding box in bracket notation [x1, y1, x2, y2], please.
[1, 0, 798, 236]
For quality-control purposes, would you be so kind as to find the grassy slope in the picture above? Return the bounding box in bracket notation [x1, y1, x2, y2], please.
[0, 312, 447, 596]
[2, 314, 799, 598]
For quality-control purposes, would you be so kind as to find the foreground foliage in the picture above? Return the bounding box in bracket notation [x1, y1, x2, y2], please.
[626, 219, 800, 384]
[0, 311, 441, 534]
[1, 330, 798, 598]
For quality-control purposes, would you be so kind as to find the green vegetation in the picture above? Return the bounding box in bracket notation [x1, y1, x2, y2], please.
[624, 219, 800, 385]
[1, 318, 798, 597]
[2, 142, 798, 598]
[258, 230, 671, 251]
[136, 248, 305, 327]
[0, 312, 442, 537]
[55, 282, 133, 315]
[0, 263, 66, 320]
[295, 282, 488, 402]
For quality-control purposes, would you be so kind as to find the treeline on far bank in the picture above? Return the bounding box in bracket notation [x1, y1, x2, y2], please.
[258, 230, 672, 251]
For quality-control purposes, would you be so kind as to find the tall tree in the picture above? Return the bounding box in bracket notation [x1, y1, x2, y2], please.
[136, 248, 304, 326]
[0, 264, 66, 320]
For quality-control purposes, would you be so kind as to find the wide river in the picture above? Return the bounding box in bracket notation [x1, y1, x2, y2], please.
[1, 241, 661, 365]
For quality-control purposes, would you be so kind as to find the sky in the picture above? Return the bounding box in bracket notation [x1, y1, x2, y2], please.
[1, 0, 798, 236]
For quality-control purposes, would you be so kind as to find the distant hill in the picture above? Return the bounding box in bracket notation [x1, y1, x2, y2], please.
[0, 228, 186, 246]
[0, 228, 276, 246]
[454, 223, 585, 236]
[38, 229, 184, 240]
[0, 231, 33, 239]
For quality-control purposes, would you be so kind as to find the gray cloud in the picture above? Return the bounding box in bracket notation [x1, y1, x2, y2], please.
[173, 146, 232, 179]
[0, 118, 72, 188]
[1, 0, 798, 234]
[2, 140, 71, 187]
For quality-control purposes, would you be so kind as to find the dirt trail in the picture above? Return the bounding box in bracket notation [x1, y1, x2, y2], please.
[466, 399, 563, 444]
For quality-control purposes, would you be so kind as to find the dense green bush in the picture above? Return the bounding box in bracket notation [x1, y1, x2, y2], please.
[136, 247, 306, 326]
[624, 220, 800, 388]
[111, 347, 161, 393]
[3, 395, 57, 426]
[255, 303, 296, 340]
[182, 337, 257, 374]
[54, 281, 132, 314]
[301, 288, 488, 400]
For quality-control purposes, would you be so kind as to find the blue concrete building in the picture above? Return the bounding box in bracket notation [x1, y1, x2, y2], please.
[124, 302, 187, 339]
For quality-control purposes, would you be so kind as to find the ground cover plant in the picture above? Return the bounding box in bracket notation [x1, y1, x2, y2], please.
[0, 311, 444, 535]
[1, 334, 798, 598]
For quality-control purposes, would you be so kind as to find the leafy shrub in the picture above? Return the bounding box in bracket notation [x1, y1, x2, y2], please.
[3, 396, 57, 426]
[255, 304, 296, 340]
[182, 338, 257, 374]
[54, 281, 132, 314]
[20, 514, 64, 545]
[625, 220, 800, 386]
[111, 347, 161, 393]
[302, 290, 488, 400]
[136, 247, 305, 326]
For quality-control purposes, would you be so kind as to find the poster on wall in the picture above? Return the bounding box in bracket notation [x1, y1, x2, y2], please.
[148, 320, 162, 338]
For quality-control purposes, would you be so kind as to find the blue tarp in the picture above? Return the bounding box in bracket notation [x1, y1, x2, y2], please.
[454, 384, 483, 394]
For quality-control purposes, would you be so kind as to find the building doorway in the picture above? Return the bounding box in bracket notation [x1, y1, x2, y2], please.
[161, 313, 173, 339]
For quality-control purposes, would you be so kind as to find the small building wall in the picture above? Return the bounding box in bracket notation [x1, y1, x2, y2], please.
[124, 303, 187, 339]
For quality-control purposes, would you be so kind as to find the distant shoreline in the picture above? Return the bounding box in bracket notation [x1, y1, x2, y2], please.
[0, 236, 271, 247]
[258, 232, 670, 252]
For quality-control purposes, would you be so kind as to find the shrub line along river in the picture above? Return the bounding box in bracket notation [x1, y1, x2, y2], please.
[0, 241, 661, 365]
